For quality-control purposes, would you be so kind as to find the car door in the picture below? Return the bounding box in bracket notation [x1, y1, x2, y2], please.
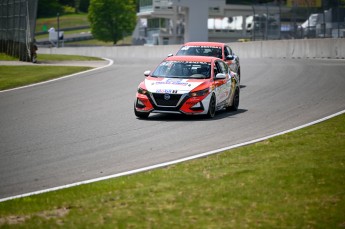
[213, 60, 231, 106]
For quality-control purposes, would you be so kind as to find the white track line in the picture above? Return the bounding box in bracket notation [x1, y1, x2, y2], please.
[0, 58, 113, 93]
[1, 109, 344, 203]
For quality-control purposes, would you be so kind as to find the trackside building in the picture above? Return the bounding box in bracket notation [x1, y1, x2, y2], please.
[132, 0, 283, 45]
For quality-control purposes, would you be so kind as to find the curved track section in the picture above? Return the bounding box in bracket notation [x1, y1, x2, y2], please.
[1, 58, 345, 199]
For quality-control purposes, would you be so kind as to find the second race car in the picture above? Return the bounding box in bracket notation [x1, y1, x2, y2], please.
[174, 42, 241, 82]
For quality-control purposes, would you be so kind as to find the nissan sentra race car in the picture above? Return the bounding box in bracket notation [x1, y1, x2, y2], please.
[134, 56, 240, 119]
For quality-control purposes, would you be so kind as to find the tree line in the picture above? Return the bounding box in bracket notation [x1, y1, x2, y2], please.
[37, 0, 90, 18]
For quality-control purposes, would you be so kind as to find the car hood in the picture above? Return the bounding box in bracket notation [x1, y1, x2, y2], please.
[145, 78, 205, 94]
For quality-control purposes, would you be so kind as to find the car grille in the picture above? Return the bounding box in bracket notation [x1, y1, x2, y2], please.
[151, 93, 182, 107]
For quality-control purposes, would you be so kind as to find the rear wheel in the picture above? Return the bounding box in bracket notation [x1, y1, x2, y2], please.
[206, 94, 216, 118]
[226, 88, 239, 111]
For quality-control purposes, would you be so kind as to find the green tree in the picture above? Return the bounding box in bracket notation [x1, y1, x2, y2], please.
[37, 0, 63, 18]
[58, 0, 81, 13]
[88, 0, 137, 44]
[79, 0, 90, 12]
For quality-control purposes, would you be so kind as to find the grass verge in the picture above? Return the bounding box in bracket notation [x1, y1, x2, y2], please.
[0, 53, 17, 61]
[0, 66, 91, 90]
[0, 112, 344, 228]
[0, 53, 104, 90]
[36, 54, 102, 61]
[0, 53, 102, 62]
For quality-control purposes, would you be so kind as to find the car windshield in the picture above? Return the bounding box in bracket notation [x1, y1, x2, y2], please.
[152, 61, 211, 79]
[176, 46, 222, 59]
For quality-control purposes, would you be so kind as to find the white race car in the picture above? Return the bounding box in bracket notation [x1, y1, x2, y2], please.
[134, 55, 240, 119]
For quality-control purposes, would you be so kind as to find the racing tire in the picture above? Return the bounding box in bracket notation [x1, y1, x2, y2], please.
[134, 106, 149, 119]
[206, 94, 216, 118]
[226, 88, 239, 112]
[237, 67, 241, 83]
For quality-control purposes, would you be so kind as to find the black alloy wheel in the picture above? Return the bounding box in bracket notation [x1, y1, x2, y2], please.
[206, 94, 216, 118]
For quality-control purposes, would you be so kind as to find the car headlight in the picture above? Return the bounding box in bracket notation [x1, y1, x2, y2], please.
[189, 88, 209, 97]
[138, 87, 148, 95]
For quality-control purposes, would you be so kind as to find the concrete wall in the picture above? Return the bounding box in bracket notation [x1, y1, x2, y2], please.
[39, 45, 181, 61]
[229, 39, 345, 59]
[39, 38, 345, 60]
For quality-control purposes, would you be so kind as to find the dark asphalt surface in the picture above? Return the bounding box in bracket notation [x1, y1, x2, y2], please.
[1, 58, 345, 199]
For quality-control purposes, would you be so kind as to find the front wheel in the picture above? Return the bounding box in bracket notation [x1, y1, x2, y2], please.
[206, 94, 216, 118]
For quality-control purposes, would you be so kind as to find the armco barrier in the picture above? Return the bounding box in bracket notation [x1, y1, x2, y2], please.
[39, 39, 345, 60]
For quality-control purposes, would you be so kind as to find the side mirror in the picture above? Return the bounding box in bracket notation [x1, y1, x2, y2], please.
[226, 55, 235, 60]
[167, 53, 173, 57]
[215, 73, 226, 79]
[144, 70, 151, 77]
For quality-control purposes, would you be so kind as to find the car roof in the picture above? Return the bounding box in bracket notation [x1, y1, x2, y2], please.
[182, 42, 225, 48]
[165, 55, 220, 63]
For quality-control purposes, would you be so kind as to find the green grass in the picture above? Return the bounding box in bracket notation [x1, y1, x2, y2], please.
[0, 53, 103, 90]
[0, 53, 17, 61]
[0, 112, 344, 228]
[0, 66, 91, 90]
[37, 54, 102, 61]
[36, 13, 90, 33]
[0, 53, 103, 62]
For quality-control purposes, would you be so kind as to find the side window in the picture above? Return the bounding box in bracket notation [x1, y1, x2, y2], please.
[224, 47, 229, 57]
[217, 61, 228, 74]
[225, 46, 232, 56]
[213, 64, 219, 76]
[223, 61, 229, 73]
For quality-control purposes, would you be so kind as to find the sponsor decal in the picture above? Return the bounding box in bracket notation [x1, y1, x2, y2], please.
[145, 78, 203, 94]
[155, 78, 189, 86]
[181, 46, 221, 50]
[156, 89, 178, 93]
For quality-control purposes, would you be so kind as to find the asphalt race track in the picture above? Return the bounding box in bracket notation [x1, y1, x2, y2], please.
[1, 57, 345, 199]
